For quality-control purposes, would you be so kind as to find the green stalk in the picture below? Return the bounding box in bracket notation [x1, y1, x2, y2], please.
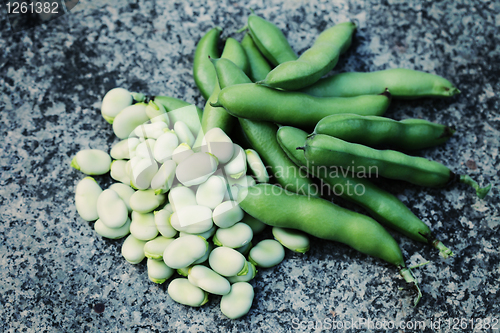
[399, 267, 422, 307]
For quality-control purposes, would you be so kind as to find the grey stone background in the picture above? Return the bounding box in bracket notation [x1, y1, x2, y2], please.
[0, 0, 499, 332]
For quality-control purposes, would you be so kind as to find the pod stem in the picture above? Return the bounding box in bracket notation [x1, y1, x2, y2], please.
[209, 101, 223, 108]
[420, 232, 454, 259]
[235, 25, 248, 33]
[448, 87, 461, 96]
[433, 239, 454, 259]
[459, 175, 492, 199]
[409, 261, 430, 269]
[399, 267, 422, 307]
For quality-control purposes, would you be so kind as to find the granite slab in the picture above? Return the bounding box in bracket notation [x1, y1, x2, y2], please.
[0, 0, 499, 332]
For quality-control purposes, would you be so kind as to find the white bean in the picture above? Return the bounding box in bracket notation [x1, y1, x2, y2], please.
[129, 189, 165, 214]
[223, 144, 247, 179]
[208, 247, 247, 277]
[75, 177, 102, 221]
[248, 239, 285, 268]
[175, 152, 218, 187]
[174, 121, 195, 147]
[71, 149, 111, 175]
[109, 183, 135, 213]
[220, 282, 254, 319]
[167, 278, 208, 307]
[121, 234, 147, 264]
[134, 122, 168, 140]
[147, 258, 174, 284]
[193, 242, 213, 265]
[171, 143, 194, 164]
[101, 88, 133, 124]
[169, 205, 213, 234]
[145, 100, 170, 125]
[213, 223, 253, 248]
[130, 211, 159, 241]
[144, 236, 175, 259]
[112, 103, 149, 139]
[94, 217, 131, 239]
[188, 265, 231, 296]
[227, 261, 257, 283]
[129, 156, 158, 190]
[168, 186, 196, 212]
[195, 175, 226, 209]
[96, 189, 128, 228]
[135, 139, 156, 159]
[154, 132, 179, 163]
[245, 149, 269, 183]
[110, 160, 131, 185]
[110, 138, 140, 160]
[163, 235, 208, 269]
[150, 160, 177, 194]
[179, 225, 217, 240]
[212, 201, 244, 228]
[153, 208, 177, 238]
[272, 227, 310, 253]
[201, 128, 234, 164]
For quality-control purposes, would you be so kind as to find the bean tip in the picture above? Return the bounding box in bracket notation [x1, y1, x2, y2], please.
[296, 146, 305, 151]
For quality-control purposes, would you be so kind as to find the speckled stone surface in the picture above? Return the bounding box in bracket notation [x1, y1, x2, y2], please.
[1, 0, 499, 332]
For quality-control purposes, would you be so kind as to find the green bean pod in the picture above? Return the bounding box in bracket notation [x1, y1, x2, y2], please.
[301, 69, 460, 99]
[213, 58, 318, 195]
[277, 126, 453, 258]
[314, 114, 456, 150]
[220, 38, 250, 75]
[241, 33, 273, 82]
[193, 27, 222, 99]
[201, 39, 249, 135]
[213, 83, 391, 129]
[258, 21, 356, 90]
[247, 13, 298, 66]
[302, 134, 491, 198]
[238, 183, 421, 305]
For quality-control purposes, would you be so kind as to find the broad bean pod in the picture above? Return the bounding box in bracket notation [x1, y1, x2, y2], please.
[247, 13, 297, 66]
[238, 183, 422, 305]
[213, 83, 391, 129]
[193, 27, 222, 99]
[240, 33, 272, 82]
[200, 39, 249, 135]
[301, 68, 460, 99]
[277, 126, 453, 257]
[313, 114, 455, 150]
[302, 134, 491, 198]
[258, 21, 356, 90]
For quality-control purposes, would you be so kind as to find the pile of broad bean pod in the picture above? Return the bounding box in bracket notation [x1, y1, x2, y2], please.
[72, 12, 492, 317]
